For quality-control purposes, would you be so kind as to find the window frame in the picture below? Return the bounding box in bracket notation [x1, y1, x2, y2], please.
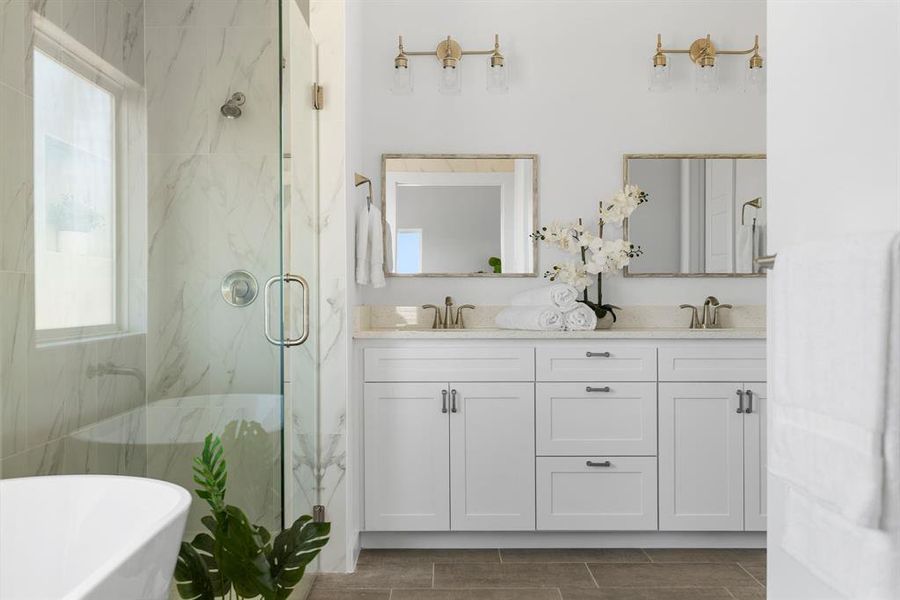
[32, 21, 131, 343]
[395, 228, 424, 274]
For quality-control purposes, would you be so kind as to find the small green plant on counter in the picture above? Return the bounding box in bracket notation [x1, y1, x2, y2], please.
[174, 434, 330, 600]
[488, 257, 502, 274]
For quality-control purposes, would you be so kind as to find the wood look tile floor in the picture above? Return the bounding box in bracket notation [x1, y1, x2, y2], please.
[309, 548, 766, 599]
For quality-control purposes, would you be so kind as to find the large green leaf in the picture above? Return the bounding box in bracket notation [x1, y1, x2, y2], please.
[214, 505, 276, 600]
[193, 433, 227, 518]
[190, 533, 231, 597]
[173, 542, 215, 600]
[268, 515, 331, 599]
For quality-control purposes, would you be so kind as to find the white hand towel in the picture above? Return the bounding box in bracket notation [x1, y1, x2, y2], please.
[769, 231, 900, 599]
[769, 231, 900, 530]
[563, 303, 597, 331]
[495, 306, 564, 331]
[511, 284, 579, 311]
[355, 205, 386, 288]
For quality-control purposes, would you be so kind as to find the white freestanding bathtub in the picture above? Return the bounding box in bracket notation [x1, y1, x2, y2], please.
[0, 475, 191, 600]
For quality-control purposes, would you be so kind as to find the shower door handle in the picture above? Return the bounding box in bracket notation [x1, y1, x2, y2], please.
[264, 274, 310, 346]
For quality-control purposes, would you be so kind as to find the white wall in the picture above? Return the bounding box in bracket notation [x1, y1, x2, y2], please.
[350, 0, 766, 307]
[767, 1, 900, 598]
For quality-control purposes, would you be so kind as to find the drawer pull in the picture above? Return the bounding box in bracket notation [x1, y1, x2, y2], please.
[586, 386, 611, 393]
[450, 389, 458, 413]
[586, 460, 612, 467]
[745, 390, 754, 414]
[736, 389, 744, 414]
[586, 351, 611, 358]
[441, 389, 448, 414]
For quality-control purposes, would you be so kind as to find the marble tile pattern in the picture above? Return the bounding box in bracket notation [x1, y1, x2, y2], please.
[1, 0, 148, 480]
[309, 548, 767, 599]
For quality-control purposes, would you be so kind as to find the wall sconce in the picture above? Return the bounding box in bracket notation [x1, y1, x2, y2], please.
[649, 34, 764, 94]
[391, 34, 509, 96]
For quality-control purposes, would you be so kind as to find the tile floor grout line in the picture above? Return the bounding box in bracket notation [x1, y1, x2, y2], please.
[585, 561, 600, 588]
[723, 584, 739, 599]
[736, 562, 766, 588]
[431, 562, 435, 588]
[555, 586, 564, 600]
[641, 547, 654, 563]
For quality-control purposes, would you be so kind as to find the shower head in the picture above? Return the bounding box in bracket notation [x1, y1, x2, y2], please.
[741, 197, 763, 226]
[220, 92, 246, 119]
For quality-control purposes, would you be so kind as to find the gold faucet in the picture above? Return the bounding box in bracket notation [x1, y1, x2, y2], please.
[422, 298, 476, 329]
[681, 297, 733, 329]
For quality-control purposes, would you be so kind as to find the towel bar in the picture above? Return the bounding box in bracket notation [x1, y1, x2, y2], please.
[754, 254, 776, 270]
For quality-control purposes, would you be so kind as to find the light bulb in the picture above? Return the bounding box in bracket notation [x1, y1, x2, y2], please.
[391, 63, 412, 95]
[648, 63, 671, 92]
[694, 63, 719, 94]
[486, 60, 508, 94]
[744, 60, 765, 94]
[439, 63, 461, 95]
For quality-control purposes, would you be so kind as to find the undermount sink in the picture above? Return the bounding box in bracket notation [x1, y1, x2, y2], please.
[0, 475, 191, 600]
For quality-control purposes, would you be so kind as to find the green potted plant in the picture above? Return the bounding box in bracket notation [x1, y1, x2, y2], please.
[173, 434, 330, 600]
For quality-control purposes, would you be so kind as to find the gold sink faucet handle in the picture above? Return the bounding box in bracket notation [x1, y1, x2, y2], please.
[422, 304, 443, 329]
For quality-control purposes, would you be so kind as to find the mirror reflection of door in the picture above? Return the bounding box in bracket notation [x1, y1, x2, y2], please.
[624, 155, 766, 277]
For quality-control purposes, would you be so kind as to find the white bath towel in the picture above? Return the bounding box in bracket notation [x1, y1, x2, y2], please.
[563, 303, 597, 331]
[355, 205, 385, 288]
[511, 284, 579, 311]
[495, 306, 564, 331]
[769, 231, 900, 597]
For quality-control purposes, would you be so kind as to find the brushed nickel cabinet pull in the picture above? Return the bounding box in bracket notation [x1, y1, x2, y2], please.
[745, 390, 754, 414]
[586, 460, 612, 467]
[441, 389, 448, 414]
[586, 386, 611, 393]
[450, 389, 458, 413]
[736, 389, 744, 414]
[586, 351, 611, 358]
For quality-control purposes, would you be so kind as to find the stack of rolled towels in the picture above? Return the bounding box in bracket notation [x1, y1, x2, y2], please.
[495, 284, 597, 331]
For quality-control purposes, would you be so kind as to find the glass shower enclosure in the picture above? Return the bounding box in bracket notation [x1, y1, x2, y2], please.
[0, 0, 320, 591]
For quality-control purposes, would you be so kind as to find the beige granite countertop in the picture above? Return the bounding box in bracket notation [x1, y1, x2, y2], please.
[354, 326, 766, 340]
[354, 304, 766, 340]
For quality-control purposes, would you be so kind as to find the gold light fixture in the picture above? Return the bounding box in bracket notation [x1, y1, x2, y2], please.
[390, 34, 509, 95]
[650, 34, 764, 93]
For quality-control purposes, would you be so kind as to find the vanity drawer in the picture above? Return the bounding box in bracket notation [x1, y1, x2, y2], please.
[536, 345, 656, 381]
[536, 456, 658, 531]
[536, 383, 656, 456]
[658, 344, 766, 382]
[364, 347, 535, 382]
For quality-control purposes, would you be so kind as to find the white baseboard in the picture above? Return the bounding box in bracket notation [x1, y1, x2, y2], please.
[360, 531, 766, 549]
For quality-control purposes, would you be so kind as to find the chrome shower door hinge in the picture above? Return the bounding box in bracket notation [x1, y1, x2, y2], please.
[313, 504, 326, 522]
[313, 83, 324, 110]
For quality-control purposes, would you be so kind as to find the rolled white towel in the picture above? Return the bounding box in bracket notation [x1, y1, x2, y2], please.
[495, 306, 565, 331]
[511, 284, 579, 311]
[563, 303, 597, 331]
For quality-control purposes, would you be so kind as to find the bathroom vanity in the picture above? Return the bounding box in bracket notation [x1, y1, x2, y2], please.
[354, 326, 766, 546]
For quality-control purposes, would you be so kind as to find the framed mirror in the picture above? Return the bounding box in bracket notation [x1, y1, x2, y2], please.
[623, 153, 766, 277]
[382, 154, 538, 277]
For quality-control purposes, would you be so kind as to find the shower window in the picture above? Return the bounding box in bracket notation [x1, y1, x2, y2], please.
[33, 38, 123, 336]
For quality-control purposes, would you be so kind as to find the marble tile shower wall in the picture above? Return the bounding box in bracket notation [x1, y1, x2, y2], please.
[0, 0, 147, 479]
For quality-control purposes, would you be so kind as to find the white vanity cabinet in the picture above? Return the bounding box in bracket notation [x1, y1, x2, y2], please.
[657, 346, 767, 532]
[360, 337, 766, 538]
[363, 350, 536, 532]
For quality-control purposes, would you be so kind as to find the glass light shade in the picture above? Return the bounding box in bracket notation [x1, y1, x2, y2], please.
[744, 64, 765, 94]
[438, 63, 461, 95]
[486, 61, 509, 94]
[391, 64, 412, 95]
[694, 63, 719, 94]
[648, 64, 671, 92]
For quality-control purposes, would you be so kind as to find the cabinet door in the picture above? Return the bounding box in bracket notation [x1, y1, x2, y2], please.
[449, 382, 535, 531]
[364, 383, 450, 531]
[659, 383, 744, 531]
[743, 382, 767, 531]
